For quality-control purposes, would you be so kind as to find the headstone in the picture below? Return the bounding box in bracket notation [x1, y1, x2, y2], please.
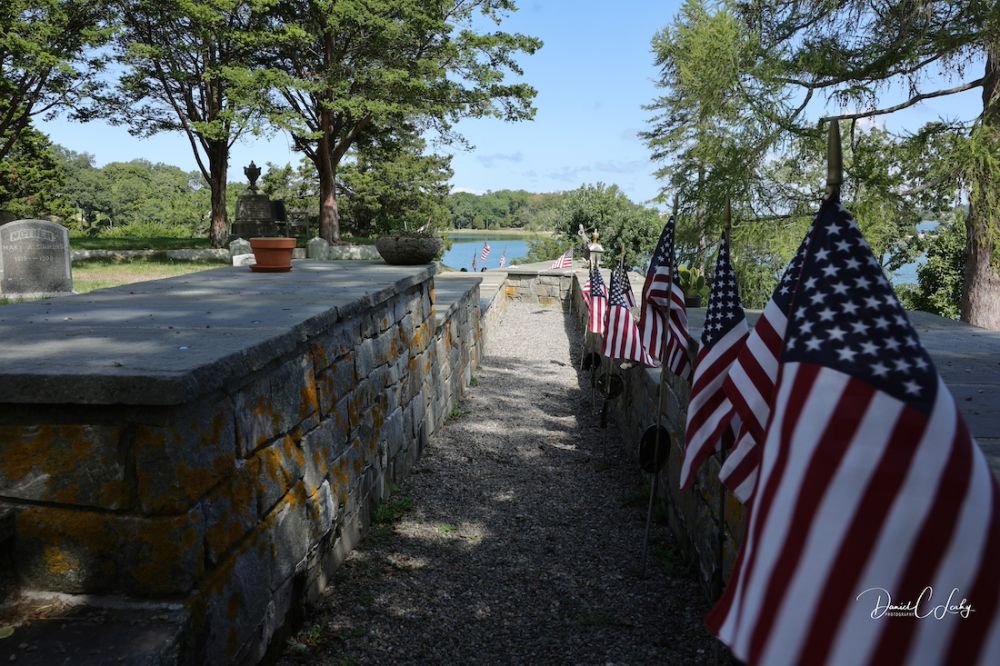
[307, 237, 330, 260]
[0, 219, 72, 297]
[229, 237, 251, 258]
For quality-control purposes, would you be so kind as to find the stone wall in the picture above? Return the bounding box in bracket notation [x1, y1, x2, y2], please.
[501, 268, 575, 306]
[0, 262, 482, 663]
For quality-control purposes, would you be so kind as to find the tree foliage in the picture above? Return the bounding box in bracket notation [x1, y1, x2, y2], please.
[0, 126, 74, 221]
[558, 183, 662, 270]
[110, 0, 270, 246]
[260, 0, 541, 242]
[338, 126, 452, 236]
[447, 189, 565, 230]
[645, 0, 998, 319]
[0, 0, 110, 162]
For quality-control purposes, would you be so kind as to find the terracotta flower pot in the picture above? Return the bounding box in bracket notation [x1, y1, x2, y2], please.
[374, 235, 443, 265]
[249, 237, 296, 272]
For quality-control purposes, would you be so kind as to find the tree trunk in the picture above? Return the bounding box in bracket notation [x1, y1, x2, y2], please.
[961, 42, 1000, 330]
[316, 110, 341, 243]
[208, 141, 229, 248]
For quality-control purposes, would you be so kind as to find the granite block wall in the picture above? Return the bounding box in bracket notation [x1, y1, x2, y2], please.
[0, 273, 483, 663]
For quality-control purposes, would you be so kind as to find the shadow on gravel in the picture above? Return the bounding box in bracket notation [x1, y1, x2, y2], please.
[277, 302, 719, 666]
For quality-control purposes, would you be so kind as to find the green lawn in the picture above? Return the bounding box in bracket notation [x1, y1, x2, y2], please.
[71, 259, 226, 293]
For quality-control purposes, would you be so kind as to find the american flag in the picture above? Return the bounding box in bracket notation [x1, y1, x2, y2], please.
[708, 196, 1000, 666]
[480, 242, 491, 262]
[717, 230, 811, 503]
[550, 248, 573, 270]
[472, 252, 478, 271]
[680, 233, 748, 490]
[602, 264, 655, 365]
[639, 215, 692, 378]
[622, 267, 636, 307]
[586, 265, 607, 336]
[498, 248, 507, 269]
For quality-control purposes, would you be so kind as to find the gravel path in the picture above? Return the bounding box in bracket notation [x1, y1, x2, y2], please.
[279, 302, 717, 665]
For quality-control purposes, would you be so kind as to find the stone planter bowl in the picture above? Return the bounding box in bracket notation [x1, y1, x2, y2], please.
[375, 235, 443, 265]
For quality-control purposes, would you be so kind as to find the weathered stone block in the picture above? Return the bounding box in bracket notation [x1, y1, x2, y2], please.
[234, 354, 319, 456]
[134, 397, 237, 514]
[301, 418, 351, 496]
[14, 507, 204, 595]
[191, 531, 273, 665]
[251, 435, 305, 517]
[267, 484, 312, 590]
[202, 460, 258, 565]
[0, 424, 127, 510]
[315, 355, 357, 417]
[308, 322, 354, 370]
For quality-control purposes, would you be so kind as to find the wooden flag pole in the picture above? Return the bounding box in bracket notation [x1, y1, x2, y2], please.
[641, 194, 680, 577]
[826, 119, 842, 200]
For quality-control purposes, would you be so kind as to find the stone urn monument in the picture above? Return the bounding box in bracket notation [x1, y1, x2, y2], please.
[231, 161, 282, 239]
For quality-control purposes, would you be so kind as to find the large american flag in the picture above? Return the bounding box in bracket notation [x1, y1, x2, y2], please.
[680, 233, 748, 490]
[480, 242, 491, 262]
[550, 248, 573, 270]
[708, 196, 1000, 666]
[718, 230, 811, 503]
[587, 265, 607, 336]
[602, 264, 655, 365]
[639, 215, 692, 378]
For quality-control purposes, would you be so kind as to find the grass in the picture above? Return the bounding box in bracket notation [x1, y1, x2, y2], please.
[436, 522, 457, 535]
[371, 490, 413, 525]
[72, 259, 226, 293]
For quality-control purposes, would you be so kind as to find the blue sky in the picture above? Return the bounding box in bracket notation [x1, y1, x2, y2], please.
[38, 1, 984, 206]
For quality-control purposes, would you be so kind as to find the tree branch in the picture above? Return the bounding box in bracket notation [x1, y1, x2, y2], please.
[821, 78, 985, 122]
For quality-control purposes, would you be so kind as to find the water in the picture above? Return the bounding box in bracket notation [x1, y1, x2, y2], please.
[442, 233, 535, 271]
[889, 221, 938, 286]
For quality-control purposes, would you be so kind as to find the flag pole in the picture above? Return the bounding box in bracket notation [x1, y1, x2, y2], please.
[642, 194, 679, 578]
[714, 198, 733, 601]
[826, 119, 842, 200]
[601, 250, 626, 457]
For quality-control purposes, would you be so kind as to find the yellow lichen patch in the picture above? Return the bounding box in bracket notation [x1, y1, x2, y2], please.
[282, 435, 305, 470]
[504, 286, 516, 299]
[44, 545, 80, 576]
[300, 373, 320, 420]
[0, 425, 123, 506]
[352, 458, 363, 474]
[310, 342, 329, 370]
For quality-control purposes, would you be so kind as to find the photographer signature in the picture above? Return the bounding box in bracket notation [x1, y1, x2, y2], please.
[856, 586, 974, 620]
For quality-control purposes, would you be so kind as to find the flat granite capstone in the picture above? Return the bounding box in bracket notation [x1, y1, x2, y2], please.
[0, 261, 435, 406]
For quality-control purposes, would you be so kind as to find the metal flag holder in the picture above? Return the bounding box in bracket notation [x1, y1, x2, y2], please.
[639, 195, 680, 577]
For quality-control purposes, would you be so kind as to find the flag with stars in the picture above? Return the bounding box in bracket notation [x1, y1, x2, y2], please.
[622, 267, 636, 308]
[708, 196, 1000, 666]
[602, 264, 655, 365]
[587, 265, 608, 336]
[717, 229, 811, 503]
[639, 215, 693, 378]
[680, 233, 748, 490]
[550, 248, 573, 270]
[498, 248, 507, 269]
[480, 242, 491, 262]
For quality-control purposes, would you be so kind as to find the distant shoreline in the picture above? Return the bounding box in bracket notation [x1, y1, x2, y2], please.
[446, 228, 555, 237]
